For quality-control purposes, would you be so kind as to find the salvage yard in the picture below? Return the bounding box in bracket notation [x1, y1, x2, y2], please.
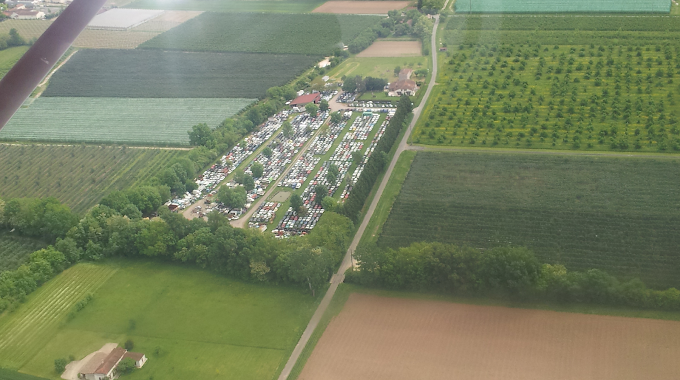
[299, 293, 680, 380]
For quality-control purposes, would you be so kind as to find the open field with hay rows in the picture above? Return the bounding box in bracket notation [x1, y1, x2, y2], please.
[139, 12, 382, 55]
[43, 50, 317, 99]
[0, 232, 46, 273]
[2, 260, 318, 380]
[0, 144, 187, 213]
[378, 151, 680, 289]
[0, 263, 118, 370]
[127, 0, 326, 13]
[0, 46, 28, 79]
[0, 98, 253, 146]
[415, 40, 680, 152]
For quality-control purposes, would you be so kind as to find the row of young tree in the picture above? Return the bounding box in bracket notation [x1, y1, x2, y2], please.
[346, 242, 680, 311]
[340, 95, 413, 222]
[0, 197, 355, 312]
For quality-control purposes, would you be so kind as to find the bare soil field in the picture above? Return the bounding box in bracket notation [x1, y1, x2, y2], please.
[356, 40, 422, 57]
[312, 1, 410, 14]
[299, 293, 680, 380]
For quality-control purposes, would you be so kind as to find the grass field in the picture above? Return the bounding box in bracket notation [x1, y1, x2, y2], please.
[0, 97, 254, 146]
[454, 0, 671, 13]
[43, 50, 318, 99]
[0, 144, 186, 213]
[378, 151, 680, 289]
[326, 56, 429, 81]
[0, 20, 52, 41]
[127, 0, 326, 13]
[139, 12, 382, 55]
[0, 260, 318, 380]
[312, 1, 410, 14]
[299, 291, 680, 380]
[0, 46, 28, 79]
[0, 232, 47, 273]
[415, 39, 680, 152]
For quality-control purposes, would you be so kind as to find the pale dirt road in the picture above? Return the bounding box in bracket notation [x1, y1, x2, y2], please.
[276, 14, 441, 380]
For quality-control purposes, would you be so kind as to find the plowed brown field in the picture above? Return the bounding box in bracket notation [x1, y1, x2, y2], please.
[299, 293, 680, 380]
[312, 1, 409, 14]
[356, 40, 422, 57]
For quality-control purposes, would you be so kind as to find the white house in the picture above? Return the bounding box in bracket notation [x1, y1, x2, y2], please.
[78, 347, 147, 380]
[386, 79, 418, 97]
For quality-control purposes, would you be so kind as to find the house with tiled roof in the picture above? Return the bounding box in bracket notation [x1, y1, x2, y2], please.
[78, 346, 147, 380]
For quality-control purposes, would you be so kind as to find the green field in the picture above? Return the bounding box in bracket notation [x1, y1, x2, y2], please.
[0, 144, 186, 213]
[0, 46, 28, 79]
[415, 38, 680, 152]
[43, 50, 318, 99]
[139, 12, 383, 55]
[0, 232, 47, 273]
[0, 260, 318, 380]
[454, 0, 670, 13]
[0, 97, 254, 145]
[127, 0, 326, 13]
[326, 56, 430, 81]
[378, 151, 680, 289]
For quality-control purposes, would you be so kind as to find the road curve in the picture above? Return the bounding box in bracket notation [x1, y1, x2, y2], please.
[276, 15, 441, 380]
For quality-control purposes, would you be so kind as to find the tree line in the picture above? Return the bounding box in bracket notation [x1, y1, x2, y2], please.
[0, 196, 355, 312]
[346, 242, 680, 311]
[0, 28, 26, 51]
[340, 95, 413, 222]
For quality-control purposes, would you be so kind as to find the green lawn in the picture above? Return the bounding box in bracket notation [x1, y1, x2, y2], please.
[127, 0, 326, 13]
[0, 46, 28, 79]
[1, 260, 318, 380]
[327, 56, 430, 82]
[378, 151, 680, 289]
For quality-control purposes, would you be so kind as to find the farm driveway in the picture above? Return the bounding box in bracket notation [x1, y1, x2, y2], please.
[61, 343, 117, 380]
[276, 14, 441, 380]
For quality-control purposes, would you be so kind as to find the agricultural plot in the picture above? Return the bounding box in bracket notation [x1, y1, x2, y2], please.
[128, 10, 202, 32]
[0, 20, 53, 40]
[71, 29, 161, 49]
[43, 49, 317, 99]
[378, 152, 680, 289]
[87, 9, 164, 30]
[326, 56, 429, 81]
[312, 1, 409, 14]
[0, 144, 186, 213]
[127, 0, 326, 13]
[0, 46, 28, 79]
[299, 293, 680, 380]
[356, 41, 422, 57]
[0, 232, 46, 273]
[0, 263, 118, 370]
[415, 39, 680, 152]
[139, 12, 383, 55]
[2, 260, 317, 380]
[454, 0, 671, 13]
[0, 97, 254, 146]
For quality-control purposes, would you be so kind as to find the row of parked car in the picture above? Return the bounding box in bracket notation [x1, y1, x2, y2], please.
[272, 204, 325, 237]
[336, 92, 356, 103]
[248, 202, 281, 227]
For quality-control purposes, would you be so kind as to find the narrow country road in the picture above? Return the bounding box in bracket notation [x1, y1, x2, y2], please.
[276, 14, 442, 380]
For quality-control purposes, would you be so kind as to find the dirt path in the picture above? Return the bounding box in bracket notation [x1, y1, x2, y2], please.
[276, 15, 441, 380]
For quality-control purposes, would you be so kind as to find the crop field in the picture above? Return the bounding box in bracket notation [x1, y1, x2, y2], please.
[43, 49, 317, 98]
[72, 29, 161, 49]
[127, 0, 326, 13]
[0, 46, 28, 79]
[0, 20, 53, 40]
[139, 12, 383, 55]
[3, 260, 318, 380]
[0, 263, 118, 371]
[128, 10, 202, 32]
[0, 97, 254, 146]
[454, 0, 671, 13]
[0, 232, 47, 273]
[0, 144, 187, 213]
[356, 41, 422, 57]
[378, 151, 680, 289]
[312, 1, 409, 14]
[416, 38, 680, 152]
[299, 293, 680, 380]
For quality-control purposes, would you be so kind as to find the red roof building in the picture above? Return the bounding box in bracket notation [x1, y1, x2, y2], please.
[290, 93, 321, 107]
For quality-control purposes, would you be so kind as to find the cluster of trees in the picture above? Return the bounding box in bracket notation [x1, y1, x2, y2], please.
[341, 95, 412, 222]
[0, 28, 25, 50]
[0, 197, 355, 313]
[348, 10, 434, 54]
[347, 242, 680, 311]
[342, 76, 388, 93]
[2, 197, 79, 242]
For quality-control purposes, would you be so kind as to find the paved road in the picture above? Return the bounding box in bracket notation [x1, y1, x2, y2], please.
[276, 14, 442, 380]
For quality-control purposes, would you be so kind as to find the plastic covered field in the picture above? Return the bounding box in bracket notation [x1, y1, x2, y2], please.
[454, 0, 671, 13]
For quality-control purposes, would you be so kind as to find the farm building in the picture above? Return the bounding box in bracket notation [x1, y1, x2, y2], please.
[78, 346, 147, 380]
[386, 79, 418, 97]
[290, 93, 321, 107]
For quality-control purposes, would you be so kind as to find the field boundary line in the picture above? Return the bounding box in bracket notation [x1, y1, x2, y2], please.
[31, 49, 79, 102]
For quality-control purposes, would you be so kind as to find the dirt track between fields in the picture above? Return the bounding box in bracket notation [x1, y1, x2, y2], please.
[312, 1, 409, 14]
[299, 293, 680, 380]
[356, 41, 422, 57]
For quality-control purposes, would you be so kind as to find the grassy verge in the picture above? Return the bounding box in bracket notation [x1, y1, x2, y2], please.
[359, 150, 416, 246]
[0, 369, 48, 380]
